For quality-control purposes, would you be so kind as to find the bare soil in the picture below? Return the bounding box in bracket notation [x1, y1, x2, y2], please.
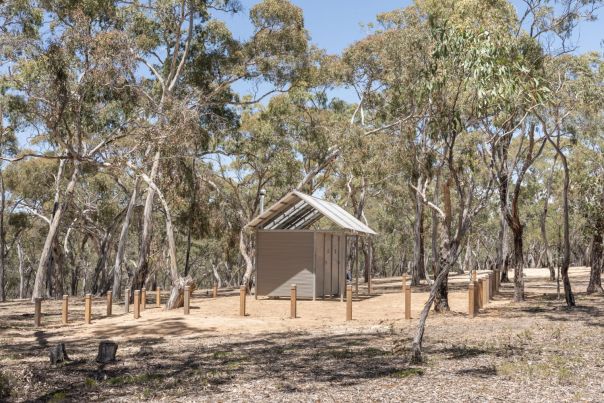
[0, 268, 602, 402]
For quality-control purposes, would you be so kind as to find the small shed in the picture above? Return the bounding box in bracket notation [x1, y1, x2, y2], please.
[246, 190, 376, 300]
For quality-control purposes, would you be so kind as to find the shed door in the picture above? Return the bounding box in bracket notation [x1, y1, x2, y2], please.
[331, 235, 339, 295]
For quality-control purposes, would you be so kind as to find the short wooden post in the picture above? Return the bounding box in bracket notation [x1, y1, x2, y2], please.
[156, 287, 161, 308]
[405, 283, 411, 320]
[84, 294, 92, 324]
[133, 290, 140, 319]
[34, 298, 42, 327]
[474, 280, 480, 311]
[184, 286, 190, 315]
[239, 285, 246, 317]
[141, 288, 146, 311]
[346, 284, 352, 321]
[468, 282, 475, 318]
[62, 295, 68, 325]
[106, 291, 112, 316]
[485, 276, 491, 302]
[124, 289, 130, 313]
[212, 284, 218, 299]
[289, 284, 298, 319]
[482, 278, 488, 306]
[471, 269, 477, 282]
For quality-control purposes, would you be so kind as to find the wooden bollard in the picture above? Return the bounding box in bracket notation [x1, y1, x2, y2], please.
[468, 282, 475, 318]
[346, 284, 352, 321]
[239, 285, 246, 316]
[477, 278, 483, 308]
[402, 274, 407, 313]
[84, 294, 92, 324]
[156, 287, 161, 308]
[474, 280, 480, 311]
[405, 282, 411, 320]
[141, 288, 146, 311]
[34, 298, 42, 327]
[106, 291, 112, 316]
[133, 290, 140, 319]
[62, 295, 69, 325]
[124, 289, 130, 313]
[184, 286, 190, 315]
[471, 270, 477, 282]
[290, 284, 297, 319]
[212, 284, 218, 299]
[484, 276, 490, 302]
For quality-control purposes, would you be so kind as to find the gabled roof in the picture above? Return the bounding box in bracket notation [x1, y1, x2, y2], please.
[246, 190, 377, 235]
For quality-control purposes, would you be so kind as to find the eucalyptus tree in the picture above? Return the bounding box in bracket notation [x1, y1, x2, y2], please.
[0, 99, 19, 301]
[342, 7, 436, 286]
[117, 0, 314, 307]
[344, 0, 543, 361]
[485, 0, 603, 297]
[536, 52, 604, 304]
[1, 0, 141, 301]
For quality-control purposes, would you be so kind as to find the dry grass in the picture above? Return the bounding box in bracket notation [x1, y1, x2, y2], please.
[0, 268, 602, 402]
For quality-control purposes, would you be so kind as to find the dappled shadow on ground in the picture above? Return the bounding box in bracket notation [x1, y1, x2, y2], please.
[2, 271, 603, 401]
[484, 275, 604, 329]
[18, 331, 416, 401]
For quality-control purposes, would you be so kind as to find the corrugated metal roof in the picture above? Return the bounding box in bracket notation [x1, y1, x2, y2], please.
[246, 190, 377, 235]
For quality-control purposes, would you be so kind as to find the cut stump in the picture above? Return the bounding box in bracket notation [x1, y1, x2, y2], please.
[96, 341, 118, 364]
[49, 343, 69, 365]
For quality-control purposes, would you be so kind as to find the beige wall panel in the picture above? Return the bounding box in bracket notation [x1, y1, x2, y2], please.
[257, 231, 315, 298]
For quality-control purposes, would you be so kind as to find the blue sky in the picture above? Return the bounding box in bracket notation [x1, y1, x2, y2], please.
[221, 0, 603, 54]
[217, 0, 603, 102]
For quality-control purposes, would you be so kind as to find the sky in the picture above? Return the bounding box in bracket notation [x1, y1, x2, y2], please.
[216, 0, 603, 102]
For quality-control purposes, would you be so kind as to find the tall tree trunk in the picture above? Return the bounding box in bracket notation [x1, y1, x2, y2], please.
[0, 170, 5, 302]
[17, 241, 25, 299]
[512, 223, 524, 302]
[559, 154, 574, 306]
[498, 177, 511, 283]
[434, 178, 452, 311]
[431, 172, 441, 280]
[540, 155, 557, 281]
[184, 161, 196, 276]
[587, 232, 603, 293]
[412, 176, 425, 286]
[411, 237, 459, 362]
[112, 177, 140, 297]
[132, 150, 161, 294]
[546, 134, 575, 306]
[240, 228, 254, 291]
[137, 170, 193, 310]
[31, 160, 79, 301]
[50, 238, 65, 298]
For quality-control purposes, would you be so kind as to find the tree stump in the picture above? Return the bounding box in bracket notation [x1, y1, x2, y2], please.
[96, 341, 118, 364]
[49, 343, 69, 365]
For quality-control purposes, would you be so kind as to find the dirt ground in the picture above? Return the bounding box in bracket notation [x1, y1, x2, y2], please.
[0, 268, 602, 402]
